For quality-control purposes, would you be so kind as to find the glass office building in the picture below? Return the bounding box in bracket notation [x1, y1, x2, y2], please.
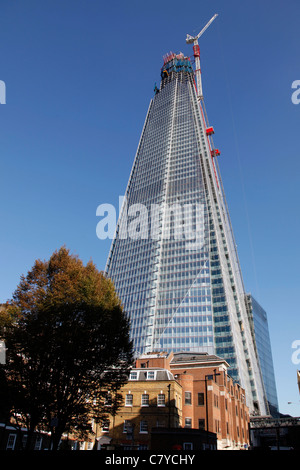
[245, 295, 279, 417]
[105, 53, 268, 415]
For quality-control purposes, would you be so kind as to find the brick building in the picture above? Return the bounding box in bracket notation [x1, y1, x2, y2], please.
[95, 351, 250, 450]
[94, 365, 183, 450]
[0, 424, 51, 450]
[168, 352, 250, 450]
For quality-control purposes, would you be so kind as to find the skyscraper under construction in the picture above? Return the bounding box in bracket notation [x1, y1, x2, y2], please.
[105, 16, 275, 416]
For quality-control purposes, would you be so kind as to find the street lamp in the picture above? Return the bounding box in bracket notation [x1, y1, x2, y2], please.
[167, 384, 171, 429]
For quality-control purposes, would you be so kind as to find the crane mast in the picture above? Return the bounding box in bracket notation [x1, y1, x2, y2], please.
[186, 13, 218, 100]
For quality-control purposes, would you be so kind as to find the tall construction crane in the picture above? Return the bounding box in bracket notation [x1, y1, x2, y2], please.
[186, 13, 218, 100]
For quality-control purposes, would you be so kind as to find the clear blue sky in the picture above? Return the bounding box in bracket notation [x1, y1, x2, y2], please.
[0, 0, 299, 417]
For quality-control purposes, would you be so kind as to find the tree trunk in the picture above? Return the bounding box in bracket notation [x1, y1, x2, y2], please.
[25, 422, 37, 450]
[51, 424, 65, 450]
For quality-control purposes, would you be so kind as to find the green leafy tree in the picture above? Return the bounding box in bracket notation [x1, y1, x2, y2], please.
[1, 247, 133, 450]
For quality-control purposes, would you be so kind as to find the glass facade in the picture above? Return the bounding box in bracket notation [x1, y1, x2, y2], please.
[245, 294, 279, 417]
[105, 53, 268, 415]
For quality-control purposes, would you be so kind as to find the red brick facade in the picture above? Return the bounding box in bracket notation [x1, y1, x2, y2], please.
[135, 352, 250, 450]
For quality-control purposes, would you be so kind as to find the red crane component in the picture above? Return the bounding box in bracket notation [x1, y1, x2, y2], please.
[211, 149, 221, 157]
[193, 44, 200, 58]
[206, 126, 214, 136]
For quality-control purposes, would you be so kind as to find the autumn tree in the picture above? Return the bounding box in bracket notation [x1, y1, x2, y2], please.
[1, 247, 133, 450]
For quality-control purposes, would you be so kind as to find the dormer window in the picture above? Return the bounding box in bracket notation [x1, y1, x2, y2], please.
[129, 371, 138, 380]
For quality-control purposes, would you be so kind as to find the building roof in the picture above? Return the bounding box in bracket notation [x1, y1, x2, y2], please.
[137, 352, 170, 360]
[170, 351, 230, 367]
[129, 368, 175, 382]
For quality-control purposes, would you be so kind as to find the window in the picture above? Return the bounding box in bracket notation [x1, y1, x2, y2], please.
[198, 392, 204, 406]
[22, 435, 28, 450]
[129, 371, 138, 380]
[140, 421, 148, 433]
[125, 393, 133, 406]
[6, 433, 16, 450]
[104, 392, 112, 406]
[214, 394, 219, 408]
[147, 371, 155, 380]
[141, 393, 149, 406]
[185, 392, 192, 405]
[198, 419, 205, 430]
[157, 393, 165, 406]
[156, 420, 166, 428]
[123, 420, 131, 433]
[102, 420, 110, 433]
[183, 442, 193, 450]
[185, 418, 192, 428]
[34, 435, 42, 450]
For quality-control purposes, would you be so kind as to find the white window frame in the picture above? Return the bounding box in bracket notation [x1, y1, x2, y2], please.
[104, 392, 112, 406]
[140, 420, 148, 434]
[125, 393, 133, 406]
[141, 393, 149, 407]
[157, 393, 166, 407]
[101, 420, 110, 433]
[185, 417, 192, 428]
[147, 371, 155, 380]
[129, 371, 138, 380]
[123, 420, 130, 433]
[185, 391, 192, 405]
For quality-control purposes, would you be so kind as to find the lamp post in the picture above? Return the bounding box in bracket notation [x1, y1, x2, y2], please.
[167, 384, 171, 429]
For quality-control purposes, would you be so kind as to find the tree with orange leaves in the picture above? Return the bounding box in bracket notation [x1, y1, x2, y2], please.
[1, 247, 133, 450]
